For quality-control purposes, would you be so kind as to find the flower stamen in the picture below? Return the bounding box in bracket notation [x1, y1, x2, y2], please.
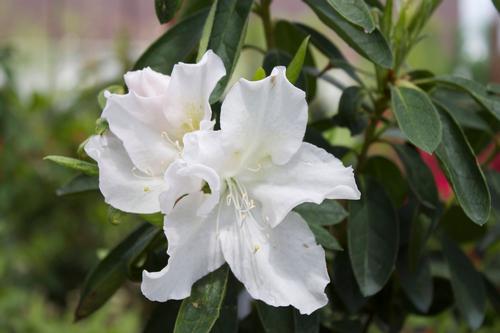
[225, 178, 255, 224]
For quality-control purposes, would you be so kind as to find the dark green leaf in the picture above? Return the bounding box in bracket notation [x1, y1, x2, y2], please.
[432, 75, 500, 121]
[44, 155, 98, 175]
[263, 50, 308, 94]
[304, 127, 350, 158]
[293, 310, 320, 333]
[423, 277, 454, 315]
[440, 205, 487, 243]
[286, 36, 310, 84]
[155, 0, 181, 24]
[364, 155, 407, 207]
[133, 9, 209, 73]
[294, 23, 359, 82]
[304, 0, 393, 68]
[196, 0, 218, 59]
[397, 253, 433, 313]
[309, 224, 343, 251]
[75, 223, 161, 320]
[332, 86, 368, 136]
[494, 0, 500, 12]
[482, 274, 500, 314]
[441, 236, 486, 329]
[332, 252, 367, 313]
[210, 273, 239, 333]
[434, 104, 491, 225]
[174, 265, 229, 333]
[393, 144, 438, 210]
[56, 174, 99, 196]
[205, 0, 254, 102]
[143, 301, 181, 333]
[256, 302, 294, 333]
[295, 200, 347, 226]
[326, 0, 375, 32]
[390, 84, 442, 153]
[348, 177, 399, 296]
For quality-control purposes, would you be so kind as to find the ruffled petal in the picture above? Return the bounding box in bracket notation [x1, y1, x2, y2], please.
[84, 132, 166, 214]
[220, 66, 308, 166]
[164, 50, 226, 140]
[242, 142, 360, 228]
[219, 208, 330, 315]
[141, 191, 225, 301]
[124, 67, 170, 97]
[102, 91, 179, 176]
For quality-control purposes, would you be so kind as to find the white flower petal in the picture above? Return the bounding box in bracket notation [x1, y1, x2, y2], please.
[220, 66, 308, 166]
[243, 142, 360, 228]
[84, 132, 166, 214]
[141, 191, 225, 301]
[159, 159, 221, 216]
[164, 50, 226, 140]
[102, 92, 179, 176]
[219, 208, 330, 315]
[124, 67, 170, 97]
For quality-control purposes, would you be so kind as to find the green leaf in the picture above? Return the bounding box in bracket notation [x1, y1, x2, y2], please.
[295, 200, 347, 226]
[441, 236, 486, 330]
[326, 0, 375, 32]
[75, 223, 161, 320]
[44, 155, 98, 175]
[304, 0, 393, 68]
[432, 75, 500, 121]
[286, 36, 310, 84]
[155, 0, 181, 24]
[309, 224, 343, 251]
[397, 253, 433, 313]
[332, 252, 367, 313]
[210, 273, 239, 333]
[263, 50, 308, 95]
[364, 155, 408, 207]
[133, 9, 209, 73]
[494, 0, 500, 12]
[174, 265, 229, 333]
[97, 85, 124, 109]
[440, 205, 487, 243]
[393, 144, 438, 210]
[434, 104, 491, 225]
[332, 86, 368, 136]
[196, 0, 218, 60]
[348, 177, 399, 296]
[56, 174, 99, 196]
[252, 67, 266, 81]
[293, 310, 320, 333]
[294, 23, 359, 82]
[390, 84, 442, 153]
[256, 302, 294, 333]
[204, 0, 254, 102]
[143, 301, 181, 333]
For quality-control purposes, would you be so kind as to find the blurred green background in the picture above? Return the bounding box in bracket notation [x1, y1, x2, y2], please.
[0, 0, 499, 331]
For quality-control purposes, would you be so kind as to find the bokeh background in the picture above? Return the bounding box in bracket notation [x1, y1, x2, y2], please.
[1, 0, 499, 331]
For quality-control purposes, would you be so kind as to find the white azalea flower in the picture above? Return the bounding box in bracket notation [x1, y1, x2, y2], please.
[141, 67, 361, 314]
[84, 51, 225, 214]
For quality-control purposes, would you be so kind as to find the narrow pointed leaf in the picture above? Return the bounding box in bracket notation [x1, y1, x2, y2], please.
[196, 0, 218, 61]
[397, 253, 433, 313]
[326, 0, 375, 32]
[348, 177, 399, 296]
[393, 144, 438, 210]
[174, 265, 229, 333]
[286, 36, 310, 84]
[155, 0, 181, 24]
[434, 104, 491, 225]
[205, 0, 254, 102]
[304, 0, 393, 68]
[309, 224, 343, 251]
[210, 273, 239, 333]
[442, 236, 486, 329]
[75, 223, 161, 320]
[56, 174, 98, 196]
[45, 155, 98, 175]
[134, 9, 209, 73]
[390, 84, 442, 153]
[295, 199, 348, 226]
[252, 67, 266, 81]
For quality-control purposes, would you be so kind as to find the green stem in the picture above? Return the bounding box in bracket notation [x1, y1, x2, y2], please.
[260, 0, 275, 49]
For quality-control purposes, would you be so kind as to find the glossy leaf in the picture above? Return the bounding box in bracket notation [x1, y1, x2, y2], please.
[309, 224, 343, 251]
[393, 144, 438, 210]
[442, 236, 486, 329]
[286, 36, 310, 84]
[332, 252, 367, 313]
[211, 273, 239, 333]
[256, 302, 294, 333]
[44, 155, 98, 175]
[304, 0, 393, 68]
[433, 75, 500, 121]
[332, 86, 368, 136]
[174, 265, 229, 333]
[155, 0, 181, 24]
[434, 105, 491, 225]
[348, 178, 399, 296]
[440, 205, 487, 243]
[133, 9, 209, 73]
[397, 253, 433, 313]
[196, 0, 218, 60]
[326, 0, 375, 32]
[205, 0, 254, 102]
[56, 174, 99, 196]
[364, 155, 407, 207]
[75, 223, 161, 320]
[295, 200, 347, 226]
[390, 84, 442, 153]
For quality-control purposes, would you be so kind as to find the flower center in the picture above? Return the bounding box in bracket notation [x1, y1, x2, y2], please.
[225, 178, 255, 223]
